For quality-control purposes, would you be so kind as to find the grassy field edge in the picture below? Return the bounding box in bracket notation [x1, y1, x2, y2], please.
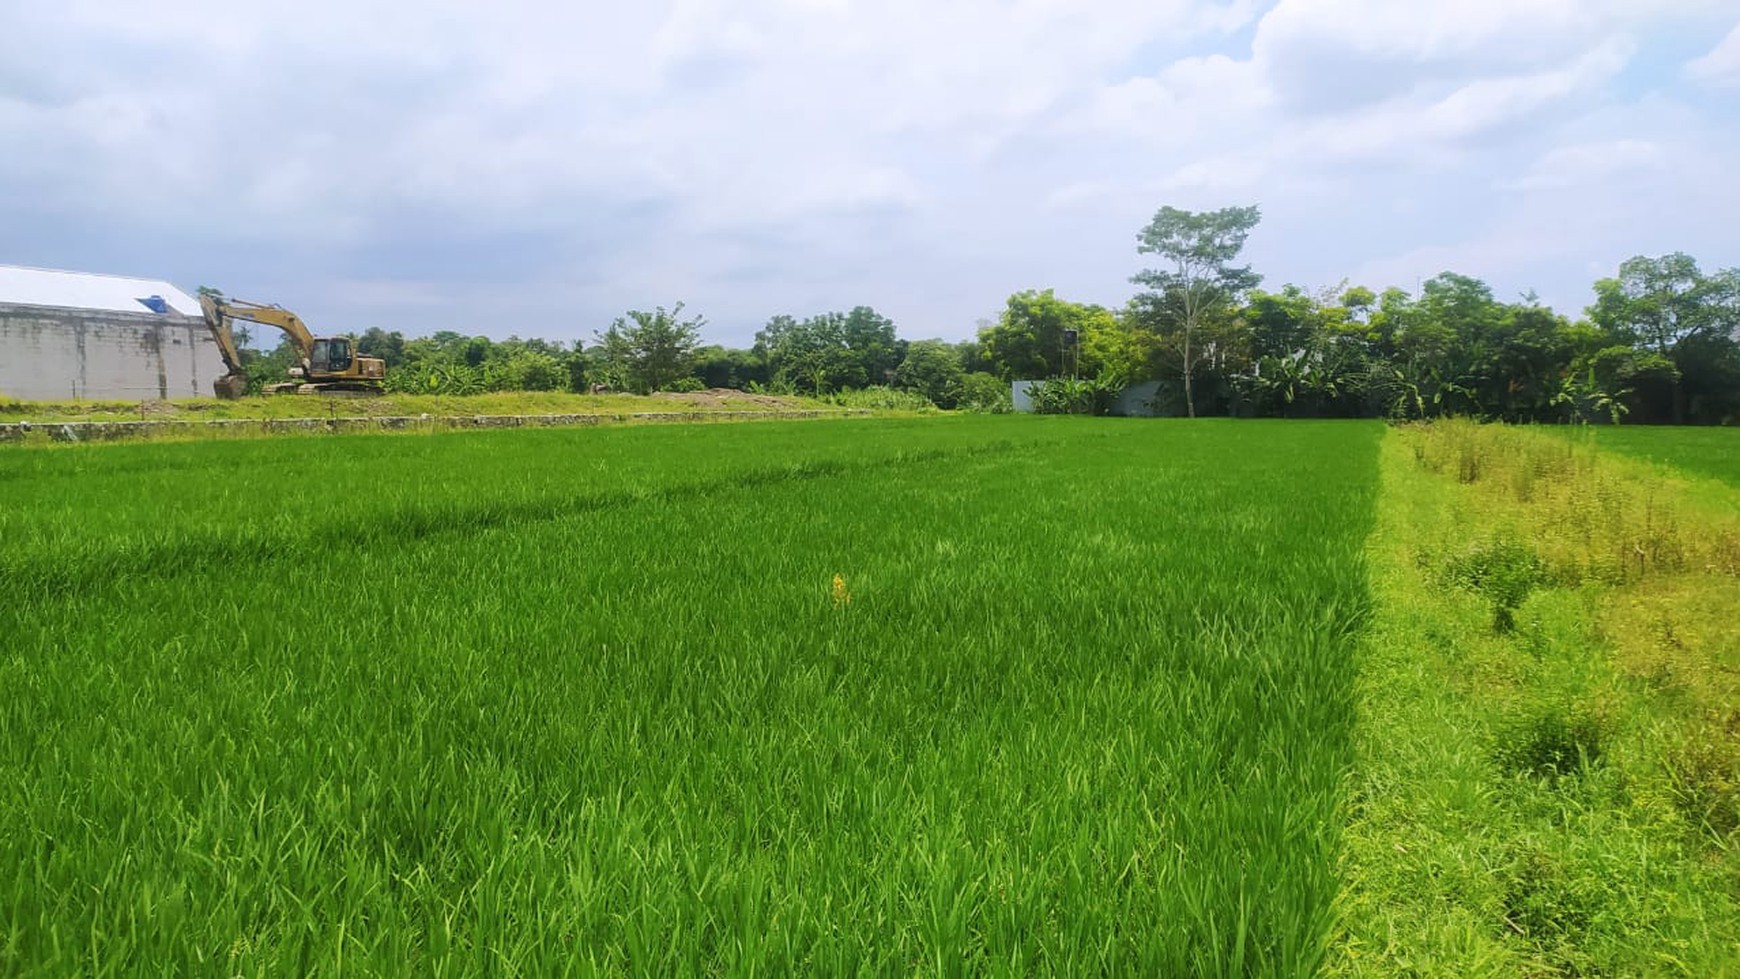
[1332, 422, 1740, 976]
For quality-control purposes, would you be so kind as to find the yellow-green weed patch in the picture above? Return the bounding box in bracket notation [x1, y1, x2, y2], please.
[1337, 420, 1740, 976]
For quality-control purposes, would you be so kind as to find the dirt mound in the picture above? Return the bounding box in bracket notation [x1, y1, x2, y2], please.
[651, 388, 797, 409]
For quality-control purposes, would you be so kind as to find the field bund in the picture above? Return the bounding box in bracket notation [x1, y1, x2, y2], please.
[0, 408, 870, 443]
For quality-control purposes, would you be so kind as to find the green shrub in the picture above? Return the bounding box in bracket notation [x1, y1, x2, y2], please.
[823, 386, 936, 411]
[1494, 705, 1608, 780]
[383, 362, 488, 396]
[1667, 733, 1740, 839]
[1500, 847, 1602, 953]
[1024, 371, 1125, 416]
[956, 372, 1012, 413]
[500, 351, 566, 392]
[1444, 536, 1551, 632]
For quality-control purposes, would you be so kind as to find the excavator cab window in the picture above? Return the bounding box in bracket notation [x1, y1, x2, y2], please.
[311, 338, 353, 374]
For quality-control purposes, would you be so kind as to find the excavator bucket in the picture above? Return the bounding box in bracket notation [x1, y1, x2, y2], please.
[213, 373, 249, 399]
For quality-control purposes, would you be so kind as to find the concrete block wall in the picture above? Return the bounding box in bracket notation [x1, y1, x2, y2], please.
[0, 304, 227, 401]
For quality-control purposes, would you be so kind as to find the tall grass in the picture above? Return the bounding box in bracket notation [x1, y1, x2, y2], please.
[1335, 420, 1740, 975]
[1, 418, 1378, 975]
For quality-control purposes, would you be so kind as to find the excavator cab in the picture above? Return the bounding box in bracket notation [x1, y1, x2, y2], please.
[309, 337, 353, 375]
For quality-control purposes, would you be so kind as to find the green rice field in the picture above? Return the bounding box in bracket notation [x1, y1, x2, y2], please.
[1592, 425, 1740, 488]
[1, 418, 1378, 975]
[5, 416, 1737, 976]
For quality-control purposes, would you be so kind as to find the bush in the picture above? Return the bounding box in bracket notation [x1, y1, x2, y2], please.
[1494, 705, 1608, 780]
[956, 373, 1012, 413]
[746, 378, 797, 397]
[824, 386, 937, 411]
[1024, 372, 1125, 416]
[384, 362, 487, 396]
[661, 376, 706, 393]
[1667, 732, 1740, 838]
[893, 340, 966, 409]
[1444, 536, 1552, 632]
[500, 352, 566, 392]
[1500, 847, 1602, 946]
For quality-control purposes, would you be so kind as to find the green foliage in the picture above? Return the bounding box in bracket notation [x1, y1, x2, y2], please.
[1590, 253, 1737, 356]
[662, 375, 706, 393]
[233, 336, 300, 394]
[355, 327, 408, 368]
[756, 307, 900, 395]
[1023, 371, 1126, 416]
[822, 385, 936, 411]
[977, 290, 1124, 381]
[500, 350, 565, 392]
[1493, 705, 1609, 780]
[191, 242, 1740, 421]
[1443, 537, 1552, 633]
[1130, 204, 1263, 418]
[955, 372, 1012, 413]
[892, 339, 965, 408]
[384, 361, 487, 395]
[1588, 253, 1740, 424]
[691, 345, 769, 390]
[595, 304, 705, 394]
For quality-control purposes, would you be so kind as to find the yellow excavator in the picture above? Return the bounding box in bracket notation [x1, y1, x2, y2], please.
[201, 294, 386, 398]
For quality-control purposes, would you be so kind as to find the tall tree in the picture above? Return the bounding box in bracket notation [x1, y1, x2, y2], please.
[355, 327, 408, 368]
[1408, 272, 1505, 416]
[756, 307, 903, 394]
[1588, 253, 1740, 423]
[840, 306, 901, 386]
[756, 313, 849, 394]
[596, 304, 704, 393]
[1131, 205, 1263, 417]
[893, 339, 966, 408]
[978, 290, 1124, 380]
[691, 345, 769, 390]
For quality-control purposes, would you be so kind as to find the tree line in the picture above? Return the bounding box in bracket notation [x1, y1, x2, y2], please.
[236, 205, 1740, 423]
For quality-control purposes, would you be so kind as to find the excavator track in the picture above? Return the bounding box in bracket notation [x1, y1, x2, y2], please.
[261, 382, 382, 397]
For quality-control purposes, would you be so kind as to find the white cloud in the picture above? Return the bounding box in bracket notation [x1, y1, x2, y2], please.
[1687, 20, 1740, 85]
[0, 0, 1734, 343]
[1286, 37, 1635, 163]
[1500, 139, 1666, 191]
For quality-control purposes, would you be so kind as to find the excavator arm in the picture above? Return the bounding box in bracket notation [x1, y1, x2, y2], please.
[201, 294, 319, 399]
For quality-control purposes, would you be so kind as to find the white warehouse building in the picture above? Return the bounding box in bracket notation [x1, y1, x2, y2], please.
[0, 264, 228, 401]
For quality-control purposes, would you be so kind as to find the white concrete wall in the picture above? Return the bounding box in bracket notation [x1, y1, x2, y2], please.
[1011, 378, 1165, 416]
[0, 305, 226, 401]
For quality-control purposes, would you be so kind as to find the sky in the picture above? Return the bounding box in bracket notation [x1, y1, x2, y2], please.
[2, 0, 1737, 346]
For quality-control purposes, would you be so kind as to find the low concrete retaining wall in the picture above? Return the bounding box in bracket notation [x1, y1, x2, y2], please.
[0, 409, 872, 444]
